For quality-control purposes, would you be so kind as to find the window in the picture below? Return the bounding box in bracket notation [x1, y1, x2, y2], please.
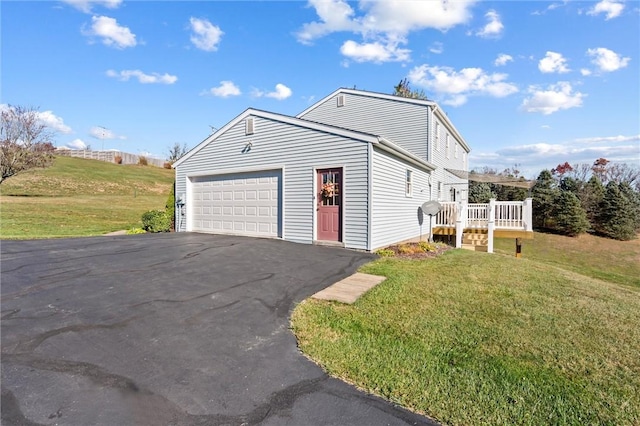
[245, 117, 254, 135]
[337, 94, 345, 107]
[445, 134, 450, 159]
[455, 142, 459, 159]
[405, 170, 413, 197]
[435, 122, 440, 151]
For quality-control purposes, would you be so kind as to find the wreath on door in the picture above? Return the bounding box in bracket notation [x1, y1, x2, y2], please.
[321, 181, 336, 198]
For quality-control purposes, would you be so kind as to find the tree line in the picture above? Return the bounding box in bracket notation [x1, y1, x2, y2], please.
[468, 160, 640, 241]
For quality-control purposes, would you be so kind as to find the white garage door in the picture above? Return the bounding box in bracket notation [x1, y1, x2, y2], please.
[191, 170, 281, 237]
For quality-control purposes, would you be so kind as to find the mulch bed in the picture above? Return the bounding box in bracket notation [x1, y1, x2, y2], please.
[384, 242, 453, 259]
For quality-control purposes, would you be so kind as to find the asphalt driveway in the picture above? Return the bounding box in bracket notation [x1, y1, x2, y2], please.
[1, 233, 436, 426]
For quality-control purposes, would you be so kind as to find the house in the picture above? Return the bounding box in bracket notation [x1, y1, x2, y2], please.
[173, 88, 471, 252]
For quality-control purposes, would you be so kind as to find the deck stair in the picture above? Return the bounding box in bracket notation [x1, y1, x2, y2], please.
[461, 229, 489, 252]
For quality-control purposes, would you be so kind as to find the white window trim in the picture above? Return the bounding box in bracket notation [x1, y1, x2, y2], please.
[405, 169, 413, 197]
[455, 142, 459, 159]
[435, 122, 440, 151]
[445, 134, 450, 159]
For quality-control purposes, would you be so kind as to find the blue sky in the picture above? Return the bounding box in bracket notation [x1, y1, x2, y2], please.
[3, 0, 639, 177]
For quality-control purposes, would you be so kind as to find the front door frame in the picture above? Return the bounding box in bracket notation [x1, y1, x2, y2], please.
[313, 165, 345, 244]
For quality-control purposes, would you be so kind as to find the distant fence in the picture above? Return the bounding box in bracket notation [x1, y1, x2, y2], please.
[56, 149, 166, 168]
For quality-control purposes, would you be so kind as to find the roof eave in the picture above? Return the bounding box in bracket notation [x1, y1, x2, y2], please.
[375, 136, 436, 173]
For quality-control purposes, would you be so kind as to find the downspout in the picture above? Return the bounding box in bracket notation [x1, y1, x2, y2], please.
[367, 142, 373, 252]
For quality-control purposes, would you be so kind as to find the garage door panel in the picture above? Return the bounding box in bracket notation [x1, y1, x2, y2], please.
[191, 170, 281, 238]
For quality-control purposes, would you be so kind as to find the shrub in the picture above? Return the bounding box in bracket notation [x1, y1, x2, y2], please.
[141, 209, 170, 233]
[418, 241, 437, 252]
[138, 156, 148, 166]
[375, 248, 396, 257]
[165, 185, 175, 231]
[163, 162, 172, 169]
[114, 155, 123, 165]
[397, 244, 424, 255]
[126, 227, 146, 235]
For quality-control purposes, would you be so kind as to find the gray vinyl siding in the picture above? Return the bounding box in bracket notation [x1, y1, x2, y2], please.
[430, 116, 469, 202]
[371, 146, 432, 251]
[299, 93, 429, 161]
[175, 115, 370, 250]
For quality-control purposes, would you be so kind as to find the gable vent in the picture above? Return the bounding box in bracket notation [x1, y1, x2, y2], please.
[245, 117, 255, 135]
[337, 94, 345, 107]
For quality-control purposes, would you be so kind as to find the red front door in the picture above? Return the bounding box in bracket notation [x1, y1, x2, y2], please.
[317, 168, 342, 242]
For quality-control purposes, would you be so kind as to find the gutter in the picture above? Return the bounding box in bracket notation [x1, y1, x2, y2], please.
[374, 136, 436, 172]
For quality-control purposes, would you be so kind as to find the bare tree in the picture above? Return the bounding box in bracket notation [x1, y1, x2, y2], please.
[1, 105, 56, 184]
[167, 142, 189, 163]
[393, 78, 428, 100]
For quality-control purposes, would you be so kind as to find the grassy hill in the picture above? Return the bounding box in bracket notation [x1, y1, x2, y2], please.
[0, 156, 174, 239]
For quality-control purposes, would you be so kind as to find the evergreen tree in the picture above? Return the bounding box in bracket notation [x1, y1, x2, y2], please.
[468, 182, 496, 203]
[553, 191, 589, 236]
[532, 170, 559, 229]
[597, 182, 637, 240]
[619, 182, 640, 232]
[581, 175, 605, 229]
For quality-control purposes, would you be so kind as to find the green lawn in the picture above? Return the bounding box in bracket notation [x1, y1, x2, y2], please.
[292, 235, 640, 425]
[494, 232, 640, 288]
[0, 156, 174, 238]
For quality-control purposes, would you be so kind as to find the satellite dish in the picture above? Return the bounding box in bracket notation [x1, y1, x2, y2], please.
[421, 201, 442, 216]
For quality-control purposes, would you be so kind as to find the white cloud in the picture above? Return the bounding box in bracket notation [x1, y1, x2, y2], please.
[0, 105, 72, 134]
[532, 1, 569, 15]
[189, 17, 223, 52]
[587, 47, 630, 72]
[429, 42, 444, 54]
[587, 0, 625, 19]
[267, 84, 293, 100]
[472, 137, 639, 176]
[64, 138, 88, 149]
[296, 0, 475, 62]
[35, 110, 72, 134]
[580, 68, 592, 76]
[106, 69, 177, 84]
[494, 53, 513, 66]
[476, 10, 504, 38]
[89, 126, 125, 140]
[575, 134, 640, 144]
[408, 64, 518, 106]
[538, 51, 570, 73]
[82, 15, 136, 49]
[521, 82, 585, 115]
[340, 39, 410, 63]
[203, 81, 241, 97]
[252, 84, 292, 100]
[62, 0, 122, 13]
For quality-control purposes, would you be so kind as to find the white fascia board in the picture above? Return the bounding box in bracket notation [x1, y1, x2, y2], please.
[296, 88, 436, 118]
[375, 137, 436, 173]
[432, 106, 471, 153]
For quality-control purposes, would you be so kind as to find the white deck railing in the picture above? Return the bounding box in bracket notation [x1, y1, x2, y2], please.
[433, 199, 533, 253]
[434, 199, 532, 232]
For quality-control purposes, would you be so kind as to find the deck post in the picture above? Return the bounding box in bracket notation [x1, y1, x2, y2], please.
[455, 201, 465, 248]
[487, 199, 496, 253]
[524, 198, 533, 232]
